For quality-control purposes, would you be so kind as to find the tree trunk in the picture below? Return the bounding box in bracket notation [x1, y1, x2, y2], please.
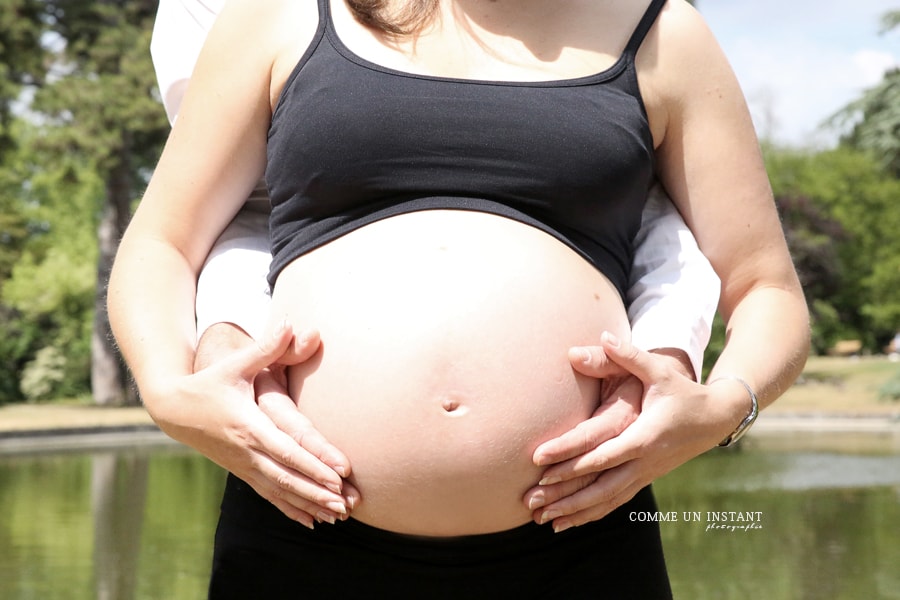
[92, 145, 138, 406]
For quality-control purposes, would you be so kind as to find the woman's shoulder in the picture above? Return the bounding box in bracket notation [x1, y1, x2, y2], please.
[637, 0, 739, 106]
[198, 0, 322, 96]
[210, 0, 321, 55]
[651, 0, 729, 67]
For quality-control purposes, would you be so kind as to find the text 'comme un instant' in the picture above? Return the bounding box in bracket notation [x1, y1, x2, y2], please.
[629, 511, 764, 532]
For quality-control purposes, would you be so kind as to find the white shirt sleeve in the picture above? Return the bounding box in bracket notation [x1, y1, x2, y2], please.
[150, 0, 223, 124]
[152, 0, 273, 342]
[627, 184, 720, 380]
[194, 212, 273, 342]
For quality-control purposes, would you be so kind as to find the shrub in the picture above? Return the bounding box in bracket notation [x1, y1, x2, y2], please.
[878, 370, 900, 402]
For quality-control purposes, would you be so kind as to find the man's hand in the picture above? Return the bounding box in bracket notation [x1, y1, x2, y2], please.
[176, 321, 359, 528]
[523, 337, 695, 531]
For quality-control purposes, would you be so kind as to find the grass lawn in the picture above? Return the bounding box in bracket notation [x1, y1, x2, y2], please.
[768, 354, 900, 416]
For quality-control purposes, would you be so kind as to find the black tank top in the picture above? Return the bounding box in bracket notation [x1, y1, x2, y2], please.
[267, 0, 664, 297]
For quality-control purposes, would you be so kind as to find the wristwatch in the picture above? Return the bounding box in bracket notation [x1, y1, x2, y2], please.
[710, 376, 759, 447]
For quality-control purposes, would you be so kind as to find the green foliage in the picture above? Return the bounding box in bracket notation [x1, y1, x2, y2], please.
[0, 307, 42, 403]
[807, 299, 851, 354]
[829, 68, 900, 177]
[788, 10, 900, 354]
[0, 123, 32, 283]
[827, 12, 900, 177]
[879, 369, 900, 402]
[0, 0, 167, 405]
[32, 0, 167, 174]
[881, 10, 900, 33]
[0, 123, 42, 403]
[0, 0, 46, 158]
[701, 313, 725, 382]
[36, 0, 167, 406]
[19, 346, 66, 401]
[764, 145, 900, 353]
[0, 125, 100, 403]
[775, 194, 845, 303]
[3, 238, 95, 399]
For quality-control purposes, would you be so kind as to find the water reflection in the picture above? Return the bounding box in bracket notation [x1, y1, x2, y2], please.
[91, 453, 148, 600]
[654, 442, 900, 600]
[0, 436, 897, 600]
[0, 445, 225, 600]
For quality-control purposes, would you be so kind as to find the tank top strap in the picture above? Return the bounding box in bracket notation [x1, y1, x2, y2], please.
[623, 0, 667, 57]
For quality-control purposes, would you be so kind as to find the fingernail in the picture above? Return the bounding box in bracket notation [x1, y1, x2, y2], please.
[273, 317, 289, 338]
[326, 501, 347, 515]
[326, 481, 343, 494]
[540, 509, 562, 524]
[300, 518, 315, 530]
[528, 493, 546, 510]
[316, 511, 336, 525]
[572, 348, 591, 364]
[297, 328, 318, 346]
[333, 465, 348, 478]
[602, 331, 620, 348]
[553, 520, 574, 534]
[539, 475, 561, 486]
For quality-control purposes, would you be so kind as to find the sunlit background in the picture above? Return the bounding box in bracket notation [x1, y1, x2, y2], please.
[703, 0, 898, 147]
[0, 1, 898, 599]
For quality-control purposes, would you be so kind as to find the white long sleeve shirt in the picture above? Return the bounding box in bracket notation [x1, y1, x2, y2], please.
[152, 0, 719, 378]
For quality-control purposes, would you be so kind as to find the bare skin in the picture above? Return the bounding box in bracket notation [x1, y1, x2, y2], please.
[192, 322, 360, 528]
[194, 320, 694, 531]
[109, 0, 808, 536]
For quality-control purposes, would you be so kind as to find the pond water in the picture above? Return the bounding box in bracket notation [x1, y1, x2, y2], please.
[1, 432, 898, 600]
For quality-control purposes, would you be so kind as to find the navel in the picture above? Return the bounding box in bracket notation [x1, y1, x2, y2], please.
[439, 392, 470, 416]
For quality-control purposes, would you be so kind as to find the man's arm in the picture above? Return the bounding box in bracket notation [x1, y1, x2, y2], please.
[627, 183, 719, 380]
[151, 0, 222, 123]
[194, 210, 272, 341]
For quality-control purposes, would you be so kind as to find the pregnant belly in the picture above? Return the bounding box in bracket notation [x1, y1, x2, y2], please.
[269, 210, 630, 536]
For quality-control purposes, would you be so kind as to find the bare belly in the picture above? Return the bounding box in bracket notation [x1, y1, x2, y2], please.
[269, 210, 630, 536]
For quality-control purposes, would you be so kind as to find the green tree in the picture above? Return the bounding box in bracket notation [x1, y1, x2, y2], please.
[0, 0, 45, 158]
[29, 0, 168, 405]
[0, 1, 166, 404]
[0, 148, 38, 402]
[765, 146, 900, 353]
[1, 127, 100, 402]
[883, 10, 900, 30]
[833, 68, 900, 176]
[0, 1, 48, 403]
[828, 10, 900, 176]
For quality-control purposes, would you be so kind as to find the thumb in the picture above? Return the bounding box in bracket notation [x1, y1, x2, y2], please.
[567, 346, 628, 379]
[279, 328, 321, 366]
[599, 331, 659, 385]
[224, 319, 296, 382]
